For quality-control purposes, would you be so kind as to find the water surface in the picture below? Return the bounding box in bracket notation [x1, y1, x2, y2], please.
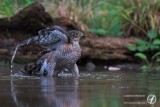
[0, 65, 160, 107]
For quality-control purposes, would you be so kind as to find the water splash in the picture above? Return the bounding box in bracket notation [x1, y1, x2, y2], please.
[58, 72, 73, 77]
[10, 45, 19, 75]
[10, 38, 32, 75]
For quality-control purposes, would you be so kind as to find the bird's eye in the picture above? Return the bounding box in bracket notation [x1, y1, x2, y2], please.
[74, 32, 78, 37]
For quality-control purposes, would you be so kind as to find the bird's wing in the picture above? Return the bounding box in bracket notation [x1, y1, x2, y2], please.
[38, 25, 67, 36]
[18, 26, 68, 49]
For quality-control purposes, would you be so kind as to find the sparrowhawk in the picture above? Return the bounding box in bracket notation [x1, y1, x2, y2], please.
[21, 26, 83, 77]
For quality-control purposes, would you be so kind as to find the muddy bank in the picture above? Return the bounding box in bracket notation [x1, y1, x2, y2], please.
[0, 2, 136, 65]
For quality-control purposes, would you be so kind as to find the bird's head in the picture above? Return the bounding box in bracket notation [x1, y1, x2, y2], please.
[67, 30, 84, 43]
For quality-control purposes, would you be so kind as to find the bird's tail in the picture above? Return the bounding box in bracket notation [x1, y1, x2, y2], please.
[21, 61, 42, 75]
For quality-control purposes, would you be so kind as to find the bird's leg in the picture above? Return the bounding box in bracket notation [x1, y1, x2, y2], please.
[40, 60, 48, 76]
[47, 62, 56, 76]
[70, 64, 80, 77]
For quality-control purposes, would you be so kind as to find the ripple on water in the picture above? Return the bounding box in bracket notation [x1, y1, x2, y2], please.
[80, 72, 122, 80]
[0, 74, 40, 81]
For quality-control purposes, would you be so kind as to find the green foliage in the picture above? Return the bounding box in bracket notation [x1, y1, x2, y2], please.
[89, 29, 107, 36]
[128, 29, 160, 71]
[0, 0, 15, 17]
[87, 0, 124, 36]
[85, 0, 160, 36]
[118, 0, 160, 36]
[135, 53, 147, 60]
[148, 29, 158, 39]
[0, 0, 35, 17]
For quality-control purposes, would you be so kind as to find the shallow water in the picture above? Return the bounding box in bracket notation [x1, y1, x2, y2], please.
[0, 65, 160, 107]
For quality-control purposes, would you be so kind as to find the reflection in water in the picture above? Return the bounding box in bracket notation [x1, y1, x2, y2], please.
[10, 76, 80, 107]
[40, 77, 80, 107]
[11, 78, 18, 107]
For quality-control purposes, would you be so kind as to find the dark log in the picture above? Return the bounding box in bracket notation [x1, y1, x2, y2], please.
[80, 34, 136, 62]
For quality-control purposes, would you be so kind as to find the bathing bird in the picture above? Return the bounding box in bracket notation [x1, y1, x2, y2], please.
[21, 28, 83, 77]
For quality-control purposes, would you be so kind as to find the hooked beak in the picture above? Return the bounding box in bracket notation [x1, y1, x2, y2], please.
[80, 32, 85, 38]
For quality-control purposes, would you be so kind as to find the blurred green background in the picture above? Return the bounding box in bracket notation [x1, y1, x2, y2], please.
[1, 0, 160, 37]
